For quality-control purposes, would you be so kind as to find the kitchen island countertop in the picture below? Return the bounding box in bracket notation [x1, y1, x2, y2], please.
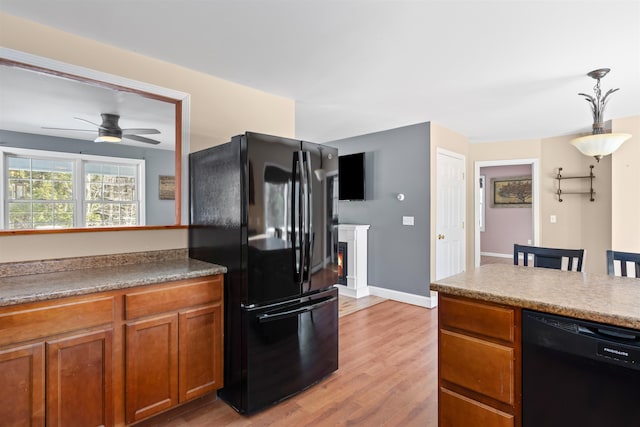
[430, 263, 640, 329]
[0, 250, 226, 307]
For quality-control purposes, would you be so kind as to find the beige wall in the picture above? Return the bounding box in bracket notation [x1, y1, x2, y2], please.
[467, 116, 640, 275]
[540, 134, 612, 274]
[612, 115, 640, 252]
[429, 122, 468, 280]
[0, 13, 295, 262]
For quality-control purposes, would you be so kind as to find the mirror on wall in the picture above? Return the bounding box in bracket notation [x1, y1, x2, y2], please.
[0, 51, 189, 232]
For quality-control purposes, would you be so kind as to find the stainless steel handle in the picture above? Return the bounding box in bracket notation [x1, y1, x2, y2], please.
[291, 152, 303, 283]
[301, 151, 313, 282]
[257, 296, 337, 323]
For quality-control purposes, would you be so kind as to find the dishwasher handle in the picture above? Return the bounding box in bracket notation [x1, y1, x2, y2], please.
[579, 325, 640, 346]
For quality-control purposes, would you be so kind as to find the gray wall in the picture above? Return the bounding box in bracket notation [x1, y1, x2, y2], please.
[0, 130, 175, 225]
[328, 122, 431, 296]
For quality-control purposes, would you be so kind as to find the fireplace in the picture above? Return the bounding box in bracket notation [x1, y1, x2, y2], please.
[337, 242, 348, 285]
[335, 224, 370, 298]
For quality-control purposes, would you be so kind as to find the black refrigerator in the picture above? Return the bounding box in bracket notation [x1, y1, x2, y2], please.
[189, 131, 339, 414]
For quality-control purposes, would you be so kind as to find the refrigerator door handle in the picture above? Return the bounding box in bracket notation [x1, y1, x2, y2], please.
[291, 151, 304, 284]
[301, 151, 313, 282]
[256, 296, 337, 323]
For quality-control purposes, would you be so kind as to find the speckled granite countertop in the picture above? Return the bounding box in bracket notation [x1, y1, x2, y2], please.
[431, 264, 640, 330]
[0, 249, 226, 307]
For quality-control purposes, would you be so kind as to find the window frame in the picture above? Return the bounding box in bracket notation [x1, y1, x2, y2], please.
[479, 175, 486, 232]
[1, 147, 145, 230]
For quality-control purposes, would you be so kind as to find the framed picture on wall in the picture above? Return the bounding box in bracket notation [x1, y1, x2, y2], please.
[491, 175, 532, 208]
[159, 175, 175, 200]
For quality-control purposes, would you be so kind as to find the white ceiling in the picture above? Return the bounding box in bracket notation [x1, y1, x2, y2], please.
[0, 64, 176, 149]
[1, 0, 639, 144]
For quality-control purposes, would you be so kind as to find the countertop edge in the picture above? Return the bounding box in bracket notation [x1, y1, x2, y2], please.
[0, 260, 227, 308]
[431, 283, 640, 330]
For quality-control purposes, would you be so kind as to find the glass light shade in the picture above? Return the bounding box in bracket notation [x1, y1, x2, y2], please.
[570, 133, 631, 160]
[94, 135, 122, 143]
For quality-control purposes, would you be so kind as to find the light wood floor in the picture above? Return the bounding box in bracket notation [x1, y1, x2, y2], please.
[139, 301, 438, 426]
[338, 294, 387, 317]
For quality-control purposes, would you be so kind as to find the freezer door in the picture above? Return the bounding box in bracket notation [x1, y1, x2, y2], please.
[243, 287, 338, 414]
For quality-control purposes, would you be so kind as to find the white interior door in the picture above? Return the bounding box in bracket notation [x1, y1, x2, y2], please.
[436, 149, 465, 280]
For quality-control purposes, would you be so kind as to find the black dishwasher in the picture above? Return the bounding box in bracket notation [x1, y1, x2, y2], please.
[522, 309, 640, 426]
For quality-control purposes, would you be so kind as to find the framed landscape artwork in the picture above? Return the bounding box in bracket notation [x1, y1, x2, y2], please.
[491, 175, 532, 208]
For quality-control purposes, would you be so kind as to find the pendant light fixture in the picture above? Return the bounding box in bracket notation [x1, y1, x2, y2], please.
[571, 68, 631, 162]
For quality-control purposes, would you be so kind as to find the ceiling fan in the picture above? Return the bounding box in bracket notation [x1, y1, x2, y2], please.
[43, 113, 161, 145]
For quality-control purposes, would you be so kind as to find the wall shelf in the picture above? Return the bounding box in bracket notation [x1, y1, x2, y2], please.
[556, 165, 595, 202]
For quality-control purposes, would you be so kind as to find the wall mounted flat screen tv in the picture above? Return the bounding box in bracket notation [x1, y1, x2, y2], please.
[339, 152, 366, 201]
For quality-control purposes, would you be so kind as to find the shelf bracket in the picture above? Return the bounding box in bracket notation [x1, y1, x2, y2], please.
[556, 165, 595, 202]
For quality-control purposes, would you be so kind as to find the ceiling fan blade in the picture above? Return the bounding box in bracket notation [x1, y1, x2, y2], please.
[123, 134, 161, 145]
[122, 128, 161, 135]
[42, 127, 94, 132]
[74, 117, 103, 128]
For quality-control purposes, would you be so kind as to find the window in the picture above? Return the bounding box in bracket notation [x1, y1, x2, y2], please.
[85, 162, 139, 227]
[2, 148, 145, 230]
[479, 175, 486, 232]
[6, 157, 74, 229]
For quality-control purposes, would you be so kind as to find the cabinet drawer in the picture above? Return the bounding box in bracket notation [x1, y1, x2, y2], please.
[440, 330, 514, 405]
[124, 275, 222, 320]
[0, 297, 114, 347]
[440, 295, 514, 343]
[440, 387, 514, 427]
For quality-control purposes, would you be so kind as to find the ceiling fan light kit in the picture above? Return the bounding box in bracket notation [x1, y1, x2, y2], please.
[44, 113, 161, 145]
[571, 68, 632, 162]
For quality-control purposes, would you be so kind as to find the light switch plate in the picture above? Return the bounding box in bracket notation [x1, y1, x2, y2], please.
[403, 216, 414, 226]
[550, 215, 557, 224]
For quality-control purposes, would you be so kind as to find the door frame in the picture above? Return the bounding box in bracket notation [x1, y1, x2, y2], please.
[474, 158, 539, 267]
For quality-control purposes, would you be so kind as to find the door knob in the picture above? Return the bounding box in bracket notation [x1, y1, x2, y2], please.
[438, 234, 445, 240]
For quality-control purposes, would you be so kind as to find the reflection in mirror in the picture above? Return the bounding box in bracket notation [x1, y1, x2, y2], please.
[0, 53, 186, 231]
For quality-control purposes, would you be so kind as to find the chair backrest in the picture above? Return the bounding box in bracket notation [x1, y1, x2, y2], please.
[606, 250, 640, 278]
[514, 244, 584, 272]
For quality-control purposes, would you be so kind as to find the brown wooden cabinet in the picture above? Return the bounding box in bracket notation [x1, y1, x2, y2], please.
[0, 274, 224, 427]
[0, 343, 44, 427]
[46, 329, 114, 427]
[438, 294, 521, 427]
[125, 314, 179, 423]
[0, 295, 114, 427]
[179, 305, 223, 402]
[124, 275, 224, 424]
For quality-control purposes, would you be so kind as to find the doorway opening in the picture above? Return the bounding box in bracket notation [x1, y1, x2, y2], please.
[474, 159, 539, 267]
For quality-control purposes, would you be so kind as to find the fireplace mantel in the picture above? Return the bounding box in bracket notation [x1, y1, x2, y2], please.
[335, 224, 370, 298]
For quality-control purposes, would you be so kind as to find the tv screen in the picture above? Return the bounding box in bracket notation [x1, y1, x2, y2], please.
[338, 152, 366, 201]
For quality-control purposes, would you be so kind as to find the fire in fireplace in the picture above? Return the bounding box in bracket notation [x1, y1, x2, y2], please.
[337, 242, 347, 285]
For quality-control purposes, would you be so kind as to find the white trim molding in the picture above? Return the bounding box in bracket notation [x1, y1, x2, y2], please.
[368, 286, 439, 309]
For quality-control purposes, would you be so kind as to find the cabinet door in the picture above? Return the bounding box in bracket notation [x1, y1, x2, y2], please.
[440, 388, 514, 427]
[179, 304, 223, 402]
[125, 314, 178, 424]
[0, 343, 45, 427]
[46, 329, 113, 427]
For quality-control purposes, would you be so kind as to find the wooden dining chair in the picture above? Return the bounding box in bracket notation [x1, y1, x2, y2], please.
[514, 244, 585, 272]
[606, 250, 640, 278]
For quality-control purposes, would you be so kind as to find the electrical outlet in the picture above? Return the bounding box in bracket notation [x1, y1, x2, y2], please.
[402, 216, 414, 226]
